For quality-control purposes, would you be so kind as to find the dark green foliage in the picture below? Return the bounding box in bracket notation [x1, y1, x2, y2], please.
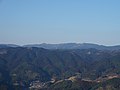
[48, 80, 96, 90]
[46, 78, 120, 90]
[0, 47, 120, 89]
[91, 78, 120, 90]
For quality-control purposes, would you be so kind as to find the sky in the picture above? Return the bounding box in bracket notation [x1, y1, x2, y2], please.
[0, 0, 120, 45]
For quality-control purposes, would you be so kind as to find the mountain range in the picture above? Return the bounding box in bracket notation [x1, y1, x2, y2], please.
[1, 43, 120, 50]
[0, 43, 120, 90]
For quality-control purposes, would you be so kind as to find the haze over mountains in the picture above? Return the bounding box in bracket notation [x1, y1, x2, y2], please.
[0, 43, 120, 90]
[1, 0, 120, 89]
[1, 43, 120, 50]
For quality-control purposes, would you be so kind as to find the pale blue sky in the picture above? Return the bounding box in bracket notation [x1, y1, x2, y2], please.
[0, 0, 120, 45]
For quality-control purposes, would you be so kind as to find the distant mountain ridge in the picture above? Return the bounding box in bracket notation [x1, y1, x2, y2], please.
[1, 43, 120, 50]
[0, 44, 20, 48]
[24, 43, 120, 50]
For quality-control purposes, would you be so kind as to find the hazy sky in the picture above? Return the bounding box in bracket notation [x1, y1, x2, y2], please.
[0, 0, 120, 45]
